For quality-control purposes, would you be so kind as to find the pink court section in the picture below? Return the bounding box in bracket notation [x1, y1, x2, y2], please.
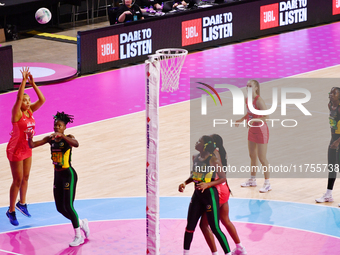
[1, 22, 340, 144]
[0, 220, 339, 255]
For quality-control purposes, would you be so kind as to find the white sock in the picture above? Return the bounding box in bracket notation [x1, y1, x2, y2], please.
[250, 176, 256, 180]
[74, 227, 81, 237]
[183, 250, 190, 255]
[326, 189, 333, 196]
[264, 179, 270, 184]
[212, 252, 219, 255]
[79, 219, 83, 228]
[236, 242, 243, 248]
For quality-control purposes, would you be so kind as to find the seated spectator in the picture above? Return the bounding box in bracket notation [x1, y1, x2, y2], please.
[135, 0, 162, 11]
[173, 0, 189, 8]
[117, 0, 144, 23]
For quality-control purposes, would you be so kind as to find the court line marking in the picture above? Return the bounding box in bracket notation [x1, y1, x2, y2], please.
[1, 197, 339, 234]
[0, 196, 337, 211]
[0, 249, 23, 255]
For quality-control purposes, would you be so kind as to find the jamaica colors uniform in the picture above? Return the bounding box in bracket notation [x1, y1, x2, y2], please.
[184, 154, 230, 254]
[328, 104, 340, 190]
[50, 137, 79, 229]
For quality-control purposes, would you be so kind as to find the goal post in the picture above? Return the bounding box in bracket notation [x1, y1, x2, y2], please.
[145, 49, 188, 255]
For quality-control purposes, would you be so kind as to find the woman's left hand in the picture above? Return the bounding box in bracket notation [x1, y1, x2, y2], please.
[330, 141, 339, 149]
[28, 73, 35, 85]
[196, 182, 210, 193]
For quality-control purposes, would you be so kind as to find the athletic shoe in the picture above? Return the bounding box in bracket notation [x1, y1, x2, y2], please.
[69, 236, 84, 247]
[6, 209, 19, 226]
[232, 245, 247, 255]
[240, 179, 257, 187]
[80, 219, 90, 238]
[259, 183, 272, 193]
[15, 202, 31, 217]
[315, 193, 334, 203]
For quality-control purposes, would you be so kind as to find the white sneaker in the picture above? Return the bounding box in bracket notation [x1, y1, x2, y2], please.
[315, 193, 334, 203]
[259, 183, 272, 193]
[240, 179, 257, 187]
[232, 245, 247, 255]
[80, 219, 90, 238]
[69, 236, 84, 247]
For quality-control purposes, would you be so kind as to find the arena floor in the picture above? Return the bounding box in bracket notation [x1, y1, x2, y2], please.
[0, 18, 340, 255]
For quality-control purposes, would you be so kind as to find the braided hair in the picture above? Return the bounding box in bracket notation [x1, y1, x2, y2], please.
[53, 111, 74, 125]
[211, 134, 227, 167]
[202, 135, 216, 154]
[211, 134, 232, 195]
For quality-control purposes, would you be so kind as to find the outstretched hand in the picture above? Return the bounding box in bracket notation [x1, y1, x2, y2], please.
[28, 73, 35, 85]
[20, 67, 30, 81]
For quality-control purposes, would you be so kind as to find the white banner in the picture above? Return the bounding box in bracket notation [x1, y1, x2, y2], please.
[145, 60, 160, 255]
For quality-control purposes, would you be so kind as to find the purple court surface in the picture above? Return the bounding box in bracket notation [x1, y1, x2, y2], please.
[1, 22, 340, 144]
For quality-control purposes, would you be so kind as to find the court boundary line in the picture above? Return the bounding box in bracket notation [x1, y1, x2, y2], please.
[1, 196, 337, 210]
[1, 217, 339, 241]
[0, 249, 23, 255]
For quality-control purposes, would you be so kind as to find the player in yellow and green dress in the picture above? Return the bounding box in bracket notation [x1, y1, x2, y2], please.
[179, 135, 231, 255]
[316, 87, 340, 206]
[27, 111, 90, 246]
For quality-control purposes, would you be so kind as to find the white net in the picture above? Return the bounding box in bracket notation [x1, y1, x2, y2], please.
[152, 48, 188, 93]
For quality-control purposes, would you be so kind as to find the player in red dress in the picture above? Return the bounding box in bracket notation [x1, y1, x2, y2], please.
[236, 80, 271, 193]
[6, 67, 46, 226]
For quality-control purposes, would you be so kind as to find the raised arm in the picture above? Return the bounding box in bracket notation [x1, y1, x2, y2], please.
[12, 67, 29, 122]
[28, 73, 46, 113]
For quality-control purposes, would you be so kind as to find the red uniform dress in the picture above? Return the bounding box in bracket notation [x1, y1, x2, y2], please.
[247, 95, 269, 144]
[6, 110, 35, 162]
[216, 181, 230, 205]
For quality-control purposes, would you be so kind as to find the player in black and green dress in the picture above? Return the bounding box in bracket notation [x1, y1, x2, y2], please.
[27, 111, 90, 247]
[179, 135, 231, 255]
[316, 87, 340, 205]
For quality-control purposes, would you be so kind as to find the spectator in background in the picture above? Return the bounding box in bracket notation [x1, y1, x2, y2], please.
[117, 0, 144, 23]
[173, 0, 188, 8]
[135, 0, 162, 11]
